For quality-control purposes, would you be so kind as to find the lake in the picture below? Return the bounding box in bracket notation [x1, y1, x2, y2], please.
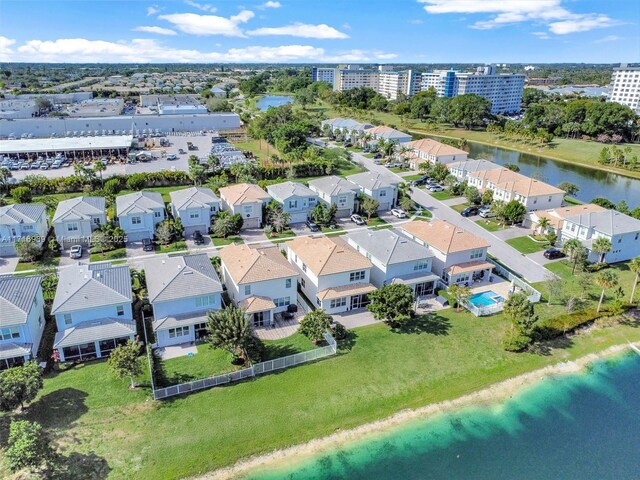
[248, 352, 640, 480]
[427, 136, 638, 206]
[256, 95, 293, 111]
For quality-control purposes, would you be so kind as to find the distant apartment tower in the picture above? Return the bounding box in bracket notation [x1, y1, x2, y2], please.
[377, 68, 422, 100]
[609, 64, 640, 114]
[421, 65, 525, 114]
[311, 67, 336, 85]
[315, 66, 421, 100]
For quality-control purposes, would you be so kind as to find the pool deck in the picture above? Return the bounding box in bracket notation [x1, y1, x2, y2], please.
[468, 277, 512, 301]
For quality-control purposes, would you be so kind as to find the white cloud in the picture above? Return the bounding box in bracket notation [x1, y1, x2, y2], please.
[247, 23, 349, 39]
[408, 19, 424, 24]
[261, 1, 281, 8]
[133, 26, 177, 36]
[532, 31, 550, 40]
[593, 35, 622, 44]
[418, 0, 620, 35]
[375, 52, 399, 60]
[184, 0, 216, 13]
[147, 6, 159, 16]
[158, 11, 254, 36]
[0, 36, 16, 61]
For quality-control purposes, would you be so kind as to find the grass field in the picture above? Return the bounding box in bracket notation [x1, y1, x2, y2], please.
[506, 236, 548, 254]
[476, 218, 504, 232]
[451, 203, 469, 213]
[15, 252, 60, 272]
[211, 235, 243, 247]
[430, 190, 458, 201]
[4, 301, 639, 479]
[365, 216, 387, 227]
[233, 138, 280, 162]
[89, 247, 127, 263]
[156, 240, 187, 254]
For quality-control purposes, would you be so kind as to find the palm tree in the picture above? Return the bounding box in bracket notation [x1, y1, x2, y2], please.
[206, 306, 253, 364]
[592, 237, 612, 264]
[448, 284, 471, 312]
[562, 238, 586, 274]
[629, 257, 640, 304]
[93, 161, 106, 188]
[594, 270, 619, 312]
[537, 216, 551, 236]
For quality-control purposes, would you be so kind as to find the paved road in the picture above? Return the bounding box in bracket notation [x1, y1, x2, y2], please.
[351, 152, 554, 284]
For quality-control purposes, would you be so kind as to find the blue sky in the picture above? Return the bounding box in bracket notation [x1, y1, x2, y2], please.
[0, 0, 638, 63]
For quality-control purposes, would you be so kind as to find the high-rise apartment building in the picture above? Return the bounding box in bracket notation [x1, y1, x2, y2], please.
[314, 66, 421, 100]
[609, 64, 640, 114]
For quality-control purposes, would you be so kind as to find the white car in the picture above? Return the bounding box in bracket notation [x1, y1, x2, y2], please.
[69, 245, 83, 259]
[479, 207, 494, 218]
[428, 184, 444, 192]
[350, 214, 365, 225]
[391, 208, 407, 218]
[167, 154, 178, 160]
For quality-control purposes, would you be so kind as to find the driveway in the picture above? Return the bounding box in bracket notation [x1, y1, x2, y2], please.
[185, 233, 212, 251]
[377, 210, 408, 226]
[0, 256, 19, 274]
[526, 250, 563, 268]
[440, 197, 467, 207]
[240, 228, 270, 245]
[350, 151, 555, 283]
[492, 225, 532, 241]
[58, 247, 88, 267]
[290, 222, 315, 236]
[332, 309, 381, 329]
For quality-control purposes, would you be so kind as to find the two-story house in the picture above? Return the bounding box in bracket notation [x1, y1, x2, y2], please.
[523, 203, 606, 234]
[219, 183, 271, 230]
[321, 118, 373, 142]
[52, 196, 106, 246]
[145, 253, 223, 347]
[560, 209, 640, 263]
[346, 228, 439, 296]
[405, 138, 468, 170]
[0, 204, 48, 256]
[0, 275, 45, 370]
[267, 181, 318, 224]
[447, 159, 501, 182]
[116, 191, 166, 241]
[169, 187, 221, 236]
[52, 263, 135, 362]
[286, 236, 374, 313]
[346, 172, 399, 211]
[219, 244, 299, 327]
[308, 176, 360, 218]
[367, 125, 412, 145]
[401, 220, 492, 286]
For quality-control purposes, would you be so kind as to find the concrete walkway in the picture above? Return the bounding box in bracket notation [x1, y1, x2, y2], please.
[333, 309, 381, 329]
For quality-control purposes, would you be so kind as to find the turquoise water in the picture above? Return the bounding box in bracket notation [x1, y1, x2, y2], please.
[468, 290, 504, 308]
[248, 353, 640, 480]
[256, 95, 293, 111]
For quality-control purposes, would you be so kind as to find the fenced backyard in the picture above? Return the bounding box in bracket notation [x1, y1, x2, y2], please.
[151, 332, 337, 400]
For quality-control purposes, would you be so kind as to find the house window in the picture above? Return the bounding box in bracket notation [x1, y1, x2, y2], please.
[285, 278, 292, 288]
[288, 200, 298, 209]
[168, 326, 189, 338]
[116, 305, 125, 316]
[154, 211, 162, 218]
[0, 327, 20, 340]
[244, 285, 251, 295]
[243, 205, 253, 215]
[349, 270, 365, 282]
[210, 206, 217, 213]
[67, 223, 79, 232]
[131, 216, 141, 225]
[23, 225, 33, 231]
[470, 249, 483, 260]
[302, 263, 307, 273]
[338, 195, 347, 205]
[189, 211, 199, 219]
[379, 190, 387, 197]
[63, 314, 72, 325]
[274, 297, 290, 307]
[330, 297, 347, 309]
[195, 295, 216, 307]
[413, 259, 429, 271]
[300, 278, 306, 287]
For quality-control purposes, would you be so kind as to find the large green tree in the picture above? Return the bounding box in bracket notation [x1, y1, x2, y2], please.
[0, 362, 43, 412]
[448, 94, 492, 130]
[108, 340, 143, 389]
[368, 284, 415, 326]
[5, 420, 57, 473]
[207, 306, 254, 364]
[299, 309, 333, 344]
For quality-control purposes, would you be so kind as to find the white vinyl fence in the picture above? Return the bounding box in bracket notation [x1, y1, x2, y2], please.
[152, 332, 337, 400]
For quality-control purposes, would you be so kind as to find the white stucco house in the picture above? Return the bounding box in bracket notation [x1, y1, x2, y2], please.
[0, 204, 48, 256]
[447, 159, 502, 182]
[0, 275, 45, 370]
[405, 138, 468, 169]
[169, 187, 220, 236]
[285, 236, 375, 314]
[52, 196, 107, 246]
[267, 181, 318, 224]
[347, 228, 439, 296]
[367, 125, 412, 144]
[346, 172, 399, 211]
[219, 183, 271, 230]
[145, 254, 223, 347]
[401, 220, 492, 286]
[308, 175, 360, 218]
[219, 244, 299, 327]
[116, 191, 165, 241]
[52, 262, 135, 362]
[560, 209, 640, 263]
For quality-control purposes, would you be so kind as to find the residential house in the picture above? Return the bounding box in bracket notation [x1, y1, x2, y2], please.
[267, 181, 318, 224]
[523, 204, 606, 234]
[0, 275, 45, 370]
[367, 125, 412, 145]
[52, 196, 106, 245]
[219, 183, 271, 229]
[116, 191, 165, 241]
[401, 220, 492, 286]
[560, 210, 640, 263]
[145, 254, 223, 347]
[346, 172, 399, 211]
[405, 138, 468, 169]
[308, 175, 360, 218]
[0, 204, 48, 256]
[219, 244, 299, 327]
[347, 229, 438, 296]
[466, 167, 565, 212]
[447, 159, 502, 182]
[286, 236, 374, 313]
[321, 118, 372, 141]
[52, 263, 135, 362]
[169, 187, 220, 236]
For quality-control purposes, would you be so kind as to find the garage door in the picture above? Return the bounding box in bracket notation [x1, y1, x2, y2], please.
[289, 212, 308, 224]
[378, 202, 391, 211]
[242, 217, 260, 229]
[335, 208, 352, 218]
[125, 230, 152, 242]
[183, 224, 207, 236]
[0, 244, 16, 256]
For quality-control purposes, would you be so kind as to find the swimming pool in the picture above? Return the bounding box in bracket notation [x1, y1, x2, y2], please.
[468, 290, 505, 308]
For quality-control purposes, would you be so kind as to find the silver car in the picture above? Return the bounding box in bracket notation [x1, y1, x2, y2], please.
[69, 245, 83, 259]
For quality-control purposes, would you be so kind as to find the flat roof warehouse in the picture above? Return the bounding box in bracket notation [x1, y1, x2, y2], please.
[0, 135, 133, 155]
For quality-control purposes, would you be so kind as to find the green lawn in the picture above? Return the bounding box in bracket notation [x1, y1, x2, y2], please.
[15, 253, 60, 272]
[476, 218, 504, 232]
[156, 240, 188, 253]
[266, 229, 294, 240]
[89, 247, 127, 263]
[365, 216, 387, 227]
[389, 167, 410, 173]
[402, 174, 423, 182]
[450, 203, 469, 213]
[506, 236, 548, 254]
[430, 190, 458, 201]
[6, 307, 640, 479]
[233, 138, 281, 163]
[320, 225, 345, 235]
[211, 235, 243, 247]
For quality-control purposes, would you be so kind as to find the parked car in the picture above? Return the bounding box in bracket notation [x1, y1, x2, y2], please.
[343, 142, 353, 148]
[178, 148, 186, 155]
[479, 206, 494, 218]
[460, 206, 480, 217]
[362, 148, 370, 153]
[31, 161, 41, 169]
[305, 219, 320, 232]
[192, 230, 205, 245]
[20, 163, 30, 170]
[142, 238, 154, 252]
[543, 248, 566, 260]
[40, 163, 49, 170]
[391, 208, 407, 218]
[427, 184, 444, 192]
[350, 214, 365, 225]
[386, 162, 401, 168]
[373, 153, 382, 159]
[167, 154, 177, 160]
[69, 245, 83, 259]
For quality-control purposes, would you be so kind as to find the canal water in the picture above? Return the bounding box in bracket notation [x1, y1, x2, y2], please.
[256, 95, 294, 111]
[247, 353, 640, 480]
